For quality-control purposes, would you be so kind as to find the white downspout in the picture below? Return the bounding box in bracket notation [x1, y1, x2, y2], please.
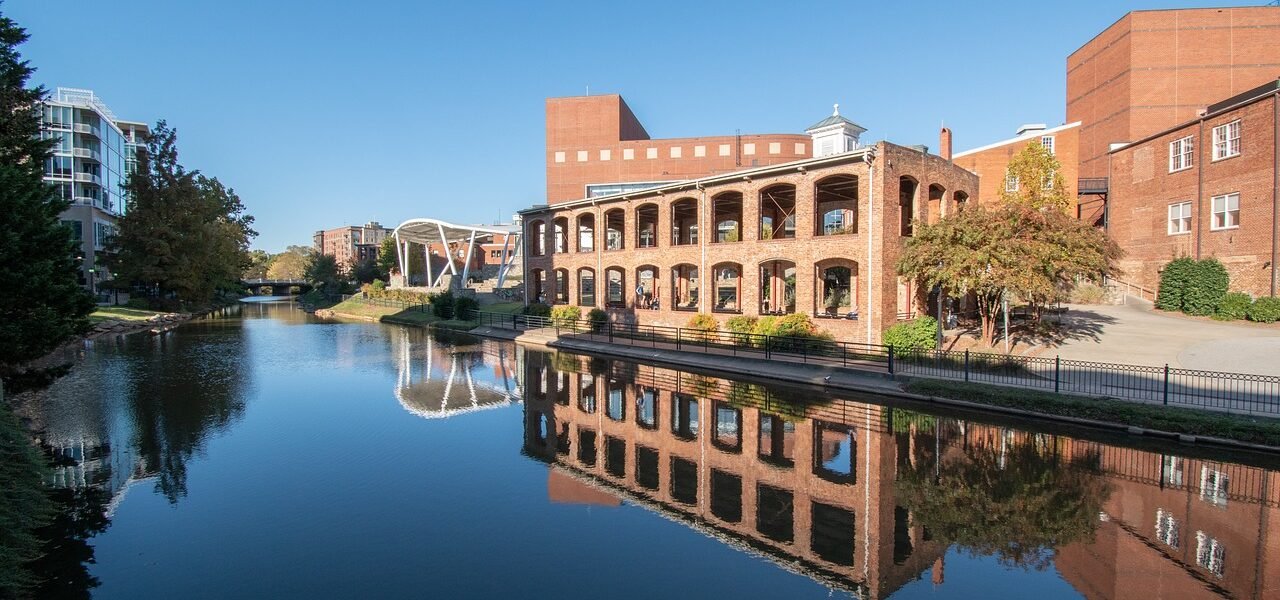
[866, 148, 877, 343]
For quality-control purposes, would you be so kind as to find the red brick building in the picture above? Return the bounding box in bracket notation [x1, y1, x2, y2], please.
[313, 221, 392, 267]
[952, 122, 1087, 216]
[525, 101, 977, 343]
[546, 95, 813, 204]
[1068, 6, 1280, 179]
[1108, 79, 1279, 298]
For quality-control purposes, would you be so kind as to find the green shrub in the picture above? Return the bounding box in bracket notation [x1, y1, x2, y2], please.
[750, 316, 777, 337]
[523, 303, 551, 317]
[883, 317, 939, 350]
[1155, 257, 1196, 311]
[453, 295, 479, 320]
[429, 291, 455, 319]
[370, 279, 386, 291]
[1068, 282, 1109, 304]
[725, 316, 757, 335]
[1213, 292, 1252, 321]
[549, 305, 581, 328]
[1247, 297, 1280, 323]
[685, 313, 719, 332]
[1183, 258, 1229, 316]
[124, 297, 151, 309]
[587, 308, 608, 331]
[761, 313, 824, 338]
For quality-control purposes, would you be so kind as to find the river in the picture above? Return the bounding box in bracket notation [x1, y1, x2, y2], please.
[13, 298, 1280, 599]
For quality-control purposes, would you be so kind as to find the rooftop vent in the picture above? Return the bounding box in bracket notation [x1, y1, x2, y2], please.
[1016, 123, 1048, 136]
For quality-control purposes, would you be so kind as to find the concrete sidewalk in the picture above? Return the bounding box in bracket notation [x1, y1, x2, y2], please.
[1053, 300, 1280, 376]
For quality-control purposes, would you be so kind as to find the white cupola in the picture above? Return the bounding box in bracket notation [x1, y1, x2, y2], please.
[805, 104, 867, 158]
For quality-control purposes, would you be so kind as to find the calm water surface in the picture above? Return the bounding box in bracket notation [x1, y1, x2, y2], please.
[17, 299, 1280, 599]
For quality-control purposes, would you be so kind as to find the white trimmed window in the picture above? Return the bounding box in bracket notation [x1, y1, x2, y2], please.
[1042, 174, 1055, 190]
[1040, 135, 1055, 155]
[577, 150, 588, 162]
[1212, 120, 1240, 160]
[646, 148, 657, 159]
[1005, 175, 1019, 192]
[1195, 531, 1225, 577]
[554, 151, 566, 163]
[599, 149, 611, 161]
[1155, 509, 1180, 549]
[794, 142, 806, 154]
[743, 143, 755, 155]
[768, 142, 781, 154]
[694, 145, 705, 157]
[1210, 193, 1239, 230]
[719, 144, 731, 156]
[670, 146, 682, 158]
[622, 148, 634, 160]
[1169, 136, 1194, 172]
[1168, 201, 1192, 235]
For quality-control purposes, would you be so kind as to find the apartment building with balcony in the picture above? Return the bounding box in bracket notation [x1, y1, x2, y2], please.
[41, 87, 147, 294]
[313, 221, 393, 267]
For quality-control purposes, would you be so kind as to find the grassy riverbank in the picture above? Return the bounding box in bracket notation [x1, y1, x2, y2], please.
[324, 298, 525, 331]
[87, 306, 164, 324]
[906, 379, 1280, 447]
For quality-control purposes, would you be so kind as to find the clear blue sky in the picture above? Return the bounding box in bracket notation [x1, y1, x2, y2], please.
[6, 0, 1242, 252]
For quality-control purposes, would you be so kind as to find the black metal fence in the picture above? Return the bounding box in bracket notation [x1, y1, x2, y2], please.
[472, 310, 1280, 416]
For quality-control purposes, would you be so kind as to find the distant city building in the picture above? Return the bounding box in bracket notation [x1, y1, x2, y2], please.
[952, 122, 1087, 217]
[40, 87, 147, 295]
[313, 221, 392, 266]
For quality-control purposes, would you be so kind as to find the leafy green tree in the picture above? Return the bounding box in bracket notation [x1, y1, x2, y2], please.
[242, 249, 271, 280]
[898, 205, 1120, 346]
[350, 257, 382, 284]
[1155, 257, 1195, 312]
[377, 237, 398, 276]
[1000, 141, 1069, 211]
[1182, 258, 1229, 316]
[0, 9, 94, 370]
[266, 246, 309, 280]
[111, 122, 256, 306]
[303, 253, 340, 291]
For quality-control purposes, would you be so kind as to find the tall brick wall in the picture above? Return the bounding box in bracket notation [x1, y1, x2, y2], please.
[1108, 92, 1278, 298]
[1068, 7, 1280, 178]
[952, 124, 1080, 210]
[546, 95, 810, 204]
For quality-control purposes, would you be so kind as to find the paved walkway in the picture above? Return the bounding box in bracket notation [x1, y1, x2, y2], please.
[1053, 299, 1280, 376]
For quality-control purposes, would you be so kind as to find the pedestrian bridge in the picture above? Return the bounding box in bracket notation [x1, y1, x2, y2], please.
[241, 279, 313, 293]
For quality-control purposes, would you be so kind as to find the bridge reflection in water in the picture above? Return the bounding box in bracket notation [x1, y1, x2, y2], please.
[391, 328, 523, 419]
[520, 349, 1280, 599]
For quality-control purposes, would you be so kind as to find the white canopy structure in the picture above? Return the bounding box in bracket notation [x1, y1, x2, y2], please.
[391, 218, 521, 289]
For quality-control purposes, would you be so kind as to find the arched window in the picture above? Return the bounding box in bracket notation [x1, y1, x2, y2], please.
[816, 260, 858, 318]
[759, 260, 796, 315]
[530, 220, 546, 256]
[604, 209, 625, 251]
[927, 184, 945, 224]
[759, 184, 796, 240]
[953, 191, 969, 214]
[815, 175, 858, 236]
[898, 176, 918, 237]
[636, 203, 659, 248]
[605, 267, 626, 308]
[712, 262, 741, 313]
[712, 192, 742, 243]
[531, 268, 546, 303]
[553, 217, 569, 253]
[672, 264, 699, 311]
[577, 213, 595, 252]
[553, 268, 569, 304]
[636, 265, 659, 310]
[578, 268, 595, 307]
[671, 198, 698, 246]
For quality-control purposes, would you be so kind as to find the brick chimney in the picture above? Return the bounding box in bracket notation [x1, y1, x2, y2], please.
[939, 127, 952, 161]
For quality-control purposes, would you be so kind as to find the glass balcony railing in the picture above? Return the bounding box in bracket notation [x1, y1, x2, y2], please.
[73, 123, 100, 138]
[74, 172, 102, 185]
[73, 147, 101, 161]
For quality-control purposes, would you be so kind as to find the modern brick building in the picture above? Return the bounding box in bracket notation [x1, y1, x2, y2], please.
[313, 221, 392, 267]
[526, 98, 977, 344]
[1108, 79, 1279, 298]
[1068, 6, 1280, 179]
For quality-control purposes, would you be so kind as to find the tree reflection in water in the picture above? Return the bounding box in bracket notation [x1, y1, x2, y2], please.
[28, 486, 110, 599]
[126, 328, 248, 503]
[896, 423, 1110, 569]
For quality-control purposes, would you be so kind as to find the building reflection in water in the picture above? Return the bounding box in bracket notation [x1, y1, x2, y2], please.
[391, 328, 523, 420]
[520, 349, 1280, 599]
